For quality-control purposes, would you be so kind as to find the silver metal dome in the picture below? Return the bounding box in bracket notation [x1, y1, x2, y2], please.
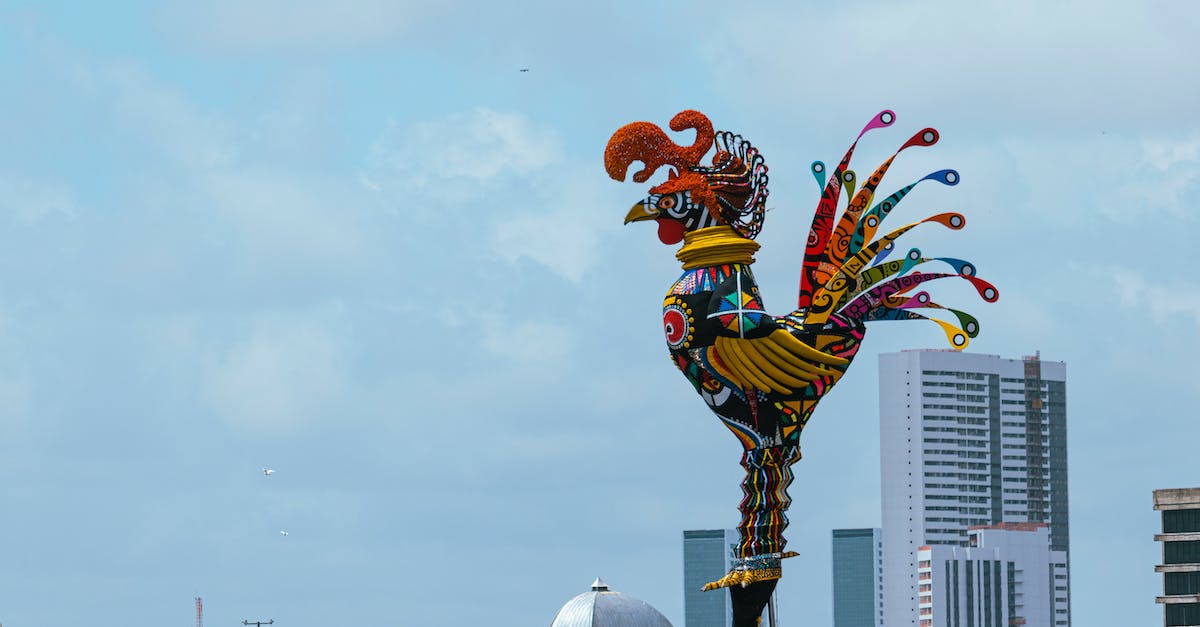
[550, 578, 673, 627]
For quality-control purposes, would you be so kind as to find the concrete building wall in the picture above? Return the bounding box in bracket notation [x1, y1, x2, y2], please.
[1154, 488, 1200, 627]
[918, 525, 1067, 627]
[881, 351, 1070, 627]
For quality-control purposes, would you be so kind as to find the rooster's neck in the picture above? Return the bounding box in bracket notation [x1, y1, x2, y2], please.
[675, 225, 760, 270]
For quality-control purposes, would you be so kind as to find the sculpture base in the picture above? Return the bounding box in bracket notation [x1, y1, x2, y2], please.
[730, 579, 777, 627]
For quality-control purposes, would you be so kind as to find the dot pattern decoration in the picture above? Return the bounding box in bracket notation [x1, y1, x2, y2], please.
[662, 296, 695, 350]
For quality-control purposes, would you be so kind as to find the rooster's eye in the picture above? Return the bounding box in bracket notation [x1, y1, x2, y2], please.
[657, 196, 676, 210]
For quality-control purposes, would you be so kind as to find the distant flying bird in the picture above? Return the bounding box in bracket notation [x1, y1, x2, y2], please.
[279, 530, 289, 536]
[262, 467, 275, 476]
[519, 68, 529, 72]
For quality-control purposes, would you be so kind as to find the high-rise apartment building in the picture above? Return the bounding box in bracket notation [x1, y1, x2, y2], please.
[918, 523, 1069, 627]
[833, 528, 884, 627]
[1154, 488, 1200, 626]
[880, 350, 1069, 627]
[683, 529, 738, 627]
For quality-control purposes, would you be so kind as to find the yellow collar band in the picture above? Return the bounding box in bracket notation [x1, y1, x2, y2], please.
[676, 226, 761, 270]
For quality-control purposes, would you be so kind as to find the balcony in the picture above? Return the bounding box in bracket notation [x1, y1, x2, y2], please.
[1158, 593, 1200, 604]
[1157, 564, 1200, 574]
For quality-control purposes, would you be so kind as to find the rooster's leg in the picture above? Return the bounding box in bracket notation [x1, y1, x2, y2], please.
[703, 444, 801, 624]
[736, 445, 797, 559]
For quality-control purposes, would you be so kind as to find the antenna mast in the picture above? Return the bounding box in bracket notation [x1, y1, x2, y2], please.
[195, 597, 203, 627]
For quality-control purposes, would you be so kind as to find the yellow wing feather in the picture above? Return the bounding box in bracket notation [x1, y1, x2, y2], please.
[709, 329, 850, 395]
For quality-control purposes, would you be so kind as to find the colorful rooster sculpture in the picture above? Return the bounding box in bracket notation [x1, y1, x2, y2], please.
[605, 109, 997, 626]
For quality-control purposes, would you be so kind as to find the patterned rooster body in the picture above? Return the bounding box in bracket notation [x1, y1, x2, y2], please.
[663, 256, 864, 449]
[605, 110, 997, 627]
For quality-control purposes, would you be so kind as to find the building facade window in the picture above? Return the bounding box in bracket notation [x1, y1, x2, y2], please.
[1165, 572, 1200, 595]
[1164, 509, 1200, 534]
[1166, 602, 1200, 627]
[1164, 541, 1200, 565]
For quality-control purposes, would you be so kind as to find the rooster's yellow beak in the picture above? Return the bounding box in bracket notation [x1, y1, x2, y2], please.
[624, 200, 659, 224]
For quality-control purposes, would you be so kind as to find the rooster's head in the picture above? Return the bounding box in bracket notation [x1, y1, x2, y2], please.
[622, 190, 704, 245]
[606, 110, 768, 245]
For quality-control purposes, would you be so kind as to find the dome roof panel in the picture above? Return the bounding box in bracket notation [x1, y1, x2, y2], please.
[550, 579, 673, 627]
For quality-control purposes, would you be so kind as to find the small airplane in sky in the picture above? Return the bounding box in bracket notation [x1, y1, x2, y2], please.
[279, 530, 289, 536]
[262, 467, 275, 476]
[519, 68, 529, 72]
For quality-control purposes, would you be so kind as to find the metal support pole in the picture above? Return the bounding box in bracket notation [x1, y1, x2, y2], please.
[766, 590, 778, 627]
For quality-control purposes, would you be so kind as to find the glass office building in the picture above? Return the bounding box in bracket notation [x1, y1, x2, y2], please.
[683, 529, 738, 627]
[833, 528, 883, 627]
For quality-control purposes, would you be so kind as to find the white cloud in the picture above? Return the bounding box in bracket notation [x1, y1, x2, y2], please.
[479, 314, 573, 367]
[204, 171, 371, 273]
[363, 108, 612, 283]
[73, 60, 375, 279]
[705, 1, 1198, 134]
[491, 212, 597, 283]
[206, 313, 349, 432]
[1132, 133, 1200, 220]
[489, 166, 625, 283]
[1111, 268, 1200, 327]
[0, 175, 76, 223]
[0, 371, 33, 438]
[1141, 134, 1200, 173]
[362, 108, 561, 198]
[962, 131, 1200, 228]
[65, 61, 238, 170]
[160, 0, 451, 53]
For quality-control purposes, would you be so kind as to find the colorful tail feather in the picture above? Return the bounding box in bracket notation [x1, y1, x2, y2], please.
[800, 111, 997, 348]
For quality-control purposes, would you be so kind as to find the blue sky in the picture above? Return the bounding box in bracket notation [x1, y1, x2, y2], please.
[1, 1, 1197, 625]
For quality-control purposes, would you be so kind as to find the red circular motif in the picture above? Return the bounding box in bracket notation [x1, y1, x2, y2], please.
[663, 306, 689, 349]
